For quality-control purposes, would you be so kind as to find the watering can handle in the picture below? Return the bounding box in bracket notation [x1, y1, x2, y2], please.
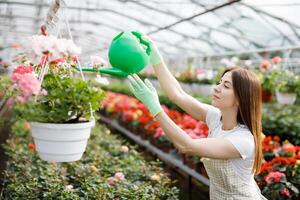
[131, 31, 151, 55]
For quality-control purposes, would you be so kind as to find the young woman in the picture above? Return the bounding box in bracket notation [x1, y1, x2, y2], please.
[127, 37, 267, 199]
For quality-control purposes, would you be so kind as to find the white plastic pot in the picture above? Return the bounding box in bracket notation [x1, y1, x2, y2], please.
[30, 120, 95, 162]
[275, 90, 297, 105]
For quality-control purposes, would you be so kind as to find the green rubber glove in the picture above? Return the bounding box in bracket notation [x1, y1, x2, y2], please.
[128, 74, 162, 117]
[142, 36, 163, 65]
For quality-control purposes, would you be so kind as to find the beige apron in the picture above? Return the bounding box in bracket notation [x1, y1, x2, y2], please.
[203, 158, 268, 200]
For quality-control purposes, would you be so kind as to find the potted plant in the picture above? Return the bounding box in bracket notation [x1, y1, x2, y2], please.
[10, 66, 105, 162]
[256, 70, 276, 102]
[3, 35, 106, 162]
[275, 70, 299, 105]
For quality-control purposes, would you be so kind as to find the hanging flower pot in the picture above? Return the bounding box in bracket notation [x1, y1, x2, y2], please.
[31, 120, 95, 162]
[274, 69, 299, 105]
[275, 90, 297, 105]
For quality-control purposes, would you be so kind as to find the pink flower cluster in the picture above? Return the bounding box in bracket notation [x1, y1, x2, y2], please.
[259, 56, 282, 72]
[11, 65, 41, 102]
[107, 172, 125, 186]
[264, 171, 286, 183]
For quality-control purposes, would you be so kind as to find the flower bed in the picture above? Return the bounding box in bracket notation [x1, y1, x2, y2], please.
[101, 91, 300, 200]
[255, 136, 300, 199]
[1, 122, 179, 199]
[101, 92, 208, 154]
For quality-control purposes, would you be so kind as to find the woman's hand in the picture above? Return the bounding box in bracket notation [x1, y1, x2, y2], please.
[128, 74, 162, 117]
[142, 35, 163, 66]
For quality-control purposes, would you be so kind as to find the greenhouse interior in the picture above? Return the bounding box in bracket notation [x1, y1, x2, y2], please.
[0, 0, 299, 199]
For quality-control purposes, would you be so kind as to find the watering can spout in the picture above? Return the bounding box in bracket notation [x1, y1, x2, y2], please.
[99, 68, 128, 78]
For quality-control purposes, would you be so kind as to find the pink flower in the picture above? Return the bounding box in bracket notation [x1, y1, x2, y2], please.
[114, 172, 125, 182]
[259, 60, 271, 72]
[154, 127, 165, 139]
[272, 56, 282, 64]
[282, 143, 296, 154]
[11, 66, 34, 82]
[13, 65, 33, 75]
[15, 74, 41, 98]
[265, 171, 285, 183]
[280, 188, 290, 197]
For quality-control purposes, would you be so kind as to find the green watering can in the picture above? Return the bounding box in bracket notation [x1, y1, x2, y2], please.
[99, 31, 151, 77]
[75, 31, 151, 77]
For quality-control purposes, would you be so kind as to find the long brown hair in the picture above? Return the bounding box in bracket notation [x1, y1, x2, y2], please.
[222, 67, 263, 175]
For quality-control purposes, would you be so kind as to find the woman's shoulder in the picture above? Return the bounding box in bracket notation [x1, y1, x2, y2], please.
[225, 126, 255, 159]
[226, 126, 254, 144]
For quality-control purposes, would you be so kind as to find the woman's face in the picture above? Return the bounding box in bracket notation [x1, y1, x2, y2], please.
[212, 72, 238, 109]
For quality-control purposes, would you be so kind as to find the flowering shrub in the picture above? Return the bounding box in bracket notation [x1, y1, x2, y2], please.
[256, 136, 300, 200]
[0, 34, 106, 123]
[101, 92, 208, 142]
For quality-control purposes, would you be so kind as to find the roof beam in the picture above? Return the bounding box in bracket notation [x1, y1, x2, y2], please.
[147, 0, 241, 34]
[240, 2, 300, 40]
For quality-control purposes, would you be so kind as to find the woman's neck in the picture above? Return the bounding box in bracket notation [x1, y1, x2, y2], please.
[220, 107, 239, 131]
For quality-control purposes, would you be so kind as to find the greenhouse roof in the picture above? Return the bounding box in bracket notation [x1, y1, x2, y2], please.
[0, 0, 299, 61]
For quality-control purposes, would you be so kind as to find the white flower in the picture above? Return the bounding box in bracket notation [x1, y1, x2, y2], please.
[120, 145, 129, 153]
[230, 56, 239, 64]
[150, 174, 161, 182]
[65, 184, 73, 191]
[95, 75, 109, 85]
[245, 60, 252, 66]
[27, 35, 81, 59]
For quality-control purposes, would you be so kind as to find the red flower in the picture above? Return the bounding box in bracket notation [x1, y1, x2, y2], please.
[273, 136, 280, 142]
[139, 115, 151, 125]
[11, 65, 34, 81]
[12, 65, 33, 74]
[50, 57, 65, 65]
[280, 188, 290, 197]
[28, 143, 35, 150]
